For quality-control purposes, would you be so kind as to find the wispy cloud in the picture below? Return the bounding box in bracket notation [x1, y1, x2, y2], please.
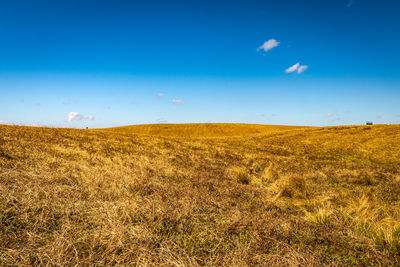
[297, 65, 308, 73]
[66, 112, 94, 122]
[0, 120, 7, 124]
[257, 39, 280, 52]
[325, 112, 333, 117]
[285, 62, 308, 74]
[285, 63, 300, 73]
[172, 99, 185, 105]
[346, 0, 354, 8]
[156, 117, 168, 123]
[156, 93, 164, 100]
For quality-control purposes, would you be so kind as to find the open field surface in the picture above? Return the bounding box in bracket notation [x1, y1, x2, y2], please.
[1, 123, 400, 266]
[107, 123, 307, 138]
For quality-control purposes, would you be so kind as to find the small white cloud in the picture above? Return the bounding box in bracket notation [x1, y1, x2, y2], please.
[325, 112, 333, 117]
[297, 65, 308, 74]
[0, 120, 7, 124]
[285, 62, 308, 74]
[66, 112, 82, 122]
[285, 62, 300, 73]
[172, 99, 185, 105]
[66, 112, 94, 122]
[257, 39, 280, 52]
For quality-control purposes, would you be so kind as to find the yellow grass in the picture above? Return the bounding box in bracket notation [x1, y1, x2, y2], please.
[106, 123, 306, 138]
[1, 123, 400, 265]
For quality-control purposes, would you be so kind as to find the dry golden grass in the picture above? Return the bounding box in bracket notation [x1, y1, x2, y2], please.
[1, 123, 400, 266]
[106, 123, 306, 138]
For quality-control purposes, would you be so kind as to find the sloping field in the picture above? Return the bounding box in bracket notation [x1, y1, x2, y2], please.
[1, 124, 400, 266]
[106, 123, 306, 138]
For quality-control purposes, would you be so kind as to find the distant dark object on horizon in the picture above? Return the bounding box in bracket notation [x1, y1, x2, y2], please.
[366, 121, 373, 125]
[86, 127, 88, 129]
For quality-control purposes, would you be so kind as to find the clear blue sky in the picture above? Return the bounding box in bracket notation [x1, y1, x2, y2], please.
[1, 0, 399, 127]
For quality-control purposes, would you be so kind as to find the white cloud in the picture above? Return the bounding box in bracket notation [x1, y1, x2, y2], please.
[0, 120, 7, 124]
[172, 99, 185, 105]
[285, 62, 308, 74]
[257, 39, 280, 52]
[325, 112, 333, 117]
[285, 62, 300, 73]
[66, 112, 82, 122]
[297, 65, 308, 74]
[66, 112, 94, 122]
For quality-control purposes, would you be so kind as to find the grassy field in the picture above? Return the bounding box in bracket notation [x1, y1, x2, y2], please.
[1, 123, 400, 266]
[106, 123, 306, 138]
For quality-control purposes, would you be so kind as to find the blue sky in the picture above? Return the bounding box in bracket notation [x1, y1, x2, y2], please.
[1, 0, 399, 127]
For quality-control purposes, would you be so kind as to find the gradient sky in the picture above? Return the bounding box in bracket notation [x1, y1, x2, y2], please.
[1, 0, 399, 128]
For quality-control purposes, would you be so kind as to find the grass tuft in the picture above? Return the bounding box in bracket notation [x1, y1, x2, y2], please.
[272, 175, 310, 200]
